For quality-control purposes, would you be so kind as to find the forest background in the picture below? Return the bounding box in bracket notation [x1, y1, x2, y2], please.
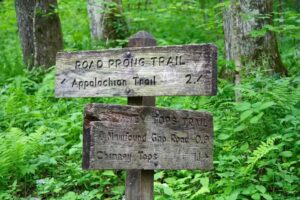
[0, 0, 299, 199]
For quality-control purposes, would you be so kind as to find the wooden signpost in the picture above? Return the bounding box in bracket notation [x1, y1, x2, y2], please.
[55, 31, 217, 200]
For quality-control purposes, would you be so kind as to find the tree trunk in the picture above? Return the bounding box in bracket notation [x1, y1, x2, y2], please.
[296, 0, 300, 12]
[144, 0, 151, 10]
[278, 0, 284, 29]
[15, 0, 35, 68]
[223, 0, 242, 101]
[200, 0, 208, 23]
[87, 0, 128, 42]
[15, 0, 63, 69]
[33, 0, 63, 68]
[223, 0, 288, 76]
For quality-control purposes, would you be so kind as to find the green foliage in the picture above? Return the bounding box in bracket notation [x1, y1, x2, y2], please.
[245, 136, 280, 173]
[0, 0, 299, 199]
[58, 0, 91, 50]
[153, 74, 300, 200]
[0, 0, 23, 82]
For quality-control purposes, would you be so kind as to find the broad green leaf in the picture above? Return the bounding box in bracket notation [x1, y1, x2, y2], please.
[261, 101, 275, 109]
[240, 110, 253, 122]
[190, 177, 210, 199]
[256, 185, 266, 193]
[241, 186, 252, 195]
[218, 133, 230, 140]
[280, 151, 293, 157]
[252, 102, 262, 110]
[102, 170, 115, 177]
[165, 177, 176, 185]
[261, 193, 273, 200]
[112, 185, 125, 195]
[251, 101, 274, 113]
[61, 192, 77, 200]
[227, 190, 240, 200]
[200, 177, 209, 189]
[162, 184, 173, 196]
[251, 193, 261, 200]
[234, 124, 246, 132]
[235, 102, 251, 111]
[154, 171, 164, 181]
[54, 187, 62, 193]
[250, 112, 264, 124]
[240, 143, 249, 151]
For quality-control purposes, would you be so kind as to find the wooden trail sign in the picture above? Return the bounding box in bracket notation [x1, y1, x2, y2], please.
[54, 31, 217, 200]
[83, 104, 213, 170]
[55, 44, 217, 97]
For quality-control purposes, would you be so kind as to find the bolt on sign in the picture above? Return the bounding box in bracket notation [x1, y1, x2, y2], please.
[55, 44, 217, 98]
[83, 104, 213, 170]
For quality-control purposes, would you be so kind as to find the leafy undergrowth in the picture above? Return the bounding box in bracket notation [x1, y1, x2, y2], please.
[157, 73, 300, 200]
[0, 69, 299, 200]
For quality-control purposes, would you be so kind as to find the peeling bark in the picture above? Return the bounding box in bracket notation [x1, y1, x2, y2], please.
[223, 0, 288, 76]
[87, 0, 128, 42]
[33, 0, 63, 68]
[200, 0, 208, 23]
[15, 0, 63, 69]
[296, 0, 300, 12]
[15, 0, 35, 68]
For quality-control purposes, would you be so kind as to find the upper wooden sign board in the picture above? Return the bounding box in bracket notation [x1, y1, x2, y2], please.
[83, 104, 213, 170]
[55, 44, 217, 97]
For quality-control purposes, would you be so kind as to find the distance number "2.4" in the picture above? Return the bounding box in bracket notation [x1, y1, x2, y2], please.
[185, 74, 203, 84]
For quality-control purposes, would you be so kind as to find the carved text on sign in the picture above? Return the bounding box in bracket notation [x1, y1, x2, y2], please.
[83, 104, 213, 170]
[56, 44, 217, 97]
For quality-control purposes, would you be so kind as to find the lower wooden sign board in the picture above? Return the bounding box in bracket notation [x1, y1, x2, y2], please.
[83, 104, 213, 170]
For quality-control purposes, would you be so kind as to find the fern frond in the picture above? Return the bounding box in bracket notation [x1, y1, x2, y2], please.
[27, 126, 47, 154]
[0, 128, 27, 179]
[244, 136, 280, 173]
[0, 126, 47, 182]
[266, 78, 300, 107]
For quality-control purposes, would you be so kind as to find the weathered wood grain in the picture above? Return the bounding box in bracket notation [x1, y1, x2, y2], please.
[126, 31, 156, 200]
[55, 44, 217, 97]
[83, 104, 213, 170]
